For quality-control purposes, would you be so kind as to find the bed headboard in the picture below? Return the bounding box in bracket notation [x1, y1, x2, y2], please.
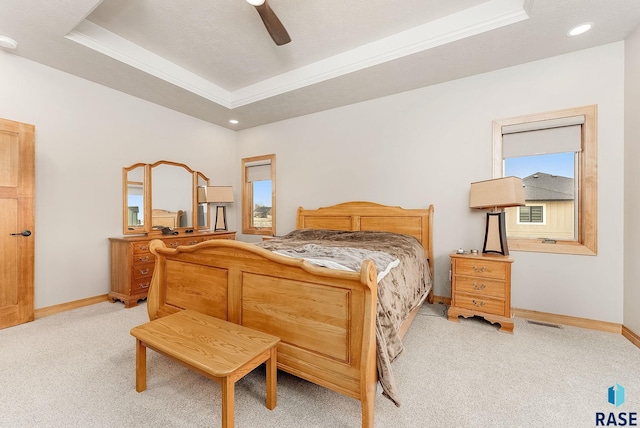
[152, 209, 184, 228]
[296, 201, 434, 275]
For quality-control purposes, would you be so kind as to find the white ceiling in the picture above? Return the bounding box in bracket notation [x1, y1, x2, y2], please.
[1, 0, 640, 130]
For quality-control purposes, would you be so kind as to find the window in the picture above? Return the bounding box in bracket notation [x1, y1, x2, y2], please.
[518, 205, 544, 224]
[242, 154, 276, 235]
[492, 105, 597, 255]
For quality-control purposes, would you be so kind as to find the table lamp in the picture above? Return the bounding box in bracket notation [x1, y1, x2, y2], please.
[469, 176, 525, 256]
[205, 186, 234, 231]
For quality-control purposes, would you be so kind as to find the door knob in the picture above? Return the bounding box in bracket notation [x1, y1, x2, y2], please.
[11, 230, 31, 237]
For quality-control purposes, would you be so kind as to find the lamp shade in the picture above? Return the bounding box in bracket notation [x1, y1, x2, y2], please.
[205, 186, 234, 203]
[197, 187, 207, 203]
[469, 176, 525, 209]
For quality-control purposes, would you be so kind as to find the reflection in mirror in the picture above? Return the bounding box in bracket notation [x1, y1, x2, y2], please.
[197, 173, 208, 229]
[124, 164, 146, 233]
[151, 163, 193, 229]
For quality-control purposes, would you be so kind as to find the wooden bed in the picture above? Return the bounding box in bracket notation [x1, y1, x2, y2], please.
[146, 202, 434, 427]
[151, 208, 184, 228]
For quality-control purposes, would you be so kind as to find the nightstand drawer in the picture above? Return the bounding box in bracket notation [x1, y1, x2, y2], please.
[455, 276, 505, 299]
[454, 258, 507, 280]
[455, 293, 505, 316]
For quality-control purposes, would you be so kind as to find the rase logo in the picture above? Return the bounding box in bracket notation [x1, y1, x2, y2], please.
[610, 384, 626, 408]
[596, 384, 637, 426]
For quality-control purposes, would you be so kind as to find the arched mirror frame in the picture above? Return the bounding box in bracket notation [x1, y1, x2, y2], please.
[122, 160, 210, 235]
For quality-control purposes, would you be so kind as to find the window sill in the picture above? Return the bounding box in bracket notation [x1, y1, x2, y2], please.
[508, 238, 596, 255]
[243, 228, 274, 236]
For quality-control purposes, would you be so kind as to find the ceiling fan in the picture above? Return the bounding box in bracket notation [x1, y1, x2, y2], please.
[245, 0, 291, 46]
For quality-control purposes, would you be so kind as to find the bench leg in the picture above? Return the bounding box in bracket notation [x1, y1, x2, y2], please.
[221, 377, 234, 428]
[266, 347, 277, 410]
[135, 339, 147, 392]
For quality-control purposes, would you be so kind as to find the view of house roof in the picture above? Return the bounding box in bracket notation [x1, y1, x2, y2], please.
[522, 172, 574, 201]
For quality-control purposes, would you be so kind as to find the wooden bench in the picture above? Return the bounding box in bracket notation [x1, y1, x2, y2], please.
[130, 310, 280, 428]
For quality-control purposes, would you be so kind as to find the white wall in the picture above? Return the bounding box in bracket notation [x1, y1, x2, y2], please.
[236, 42, 625, 324]
[0, 41, 629, 324]
[624, 28, 640, 333]
[0, 51, 236, 309]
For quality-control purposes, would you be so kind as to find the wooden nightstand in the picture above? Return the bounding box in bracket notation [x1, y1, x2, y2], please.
[448, 252, 514, 333]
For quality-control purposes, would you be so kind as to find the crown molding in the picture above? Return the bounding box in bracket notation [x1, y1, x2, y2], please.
[66, 0, 529, 110]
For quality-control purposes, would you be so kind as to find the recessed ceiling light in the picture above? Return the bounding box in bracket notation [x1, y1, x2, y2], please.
[568, 23, 593, 37]
[0, 36, 18, 49]
[229, 119, 239, 125]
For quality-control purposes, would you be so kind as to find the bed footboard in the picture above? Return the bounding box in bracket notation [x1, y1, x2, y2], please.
[148, 238, 378, 427]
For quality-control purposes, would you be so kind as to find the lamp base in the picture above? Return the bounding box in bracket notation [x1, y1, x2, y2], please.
[214, 206, 228, 231]
[483, 211, 509, 256]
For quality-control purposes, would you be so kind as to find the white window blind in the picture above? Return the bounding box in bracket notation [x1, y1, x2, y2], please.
[502, 115, 584, 158]
[245, 160, 271, 182]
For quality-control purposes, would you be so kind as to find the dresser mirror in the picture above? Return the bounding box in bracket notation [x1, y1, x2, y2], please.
[197, 173, 209, 229]
[122, 160, 210, 235]
[124, 163, 149, 233]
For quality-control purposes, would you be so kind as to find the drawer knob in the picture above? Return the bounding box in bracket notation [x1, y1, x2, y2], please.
[472, 299, 485, 307]
[472, 265, 486, 273]
[473, 282, 486, 290]
[138, 256, 150, 262]
[137, 245, 149, 251]
[139, 283, 150, 289]
[139, 268, 150, 275]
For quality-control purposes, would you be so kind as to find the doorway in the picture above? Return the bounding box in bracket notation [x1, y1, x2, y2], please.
[0, 118, 35, 329]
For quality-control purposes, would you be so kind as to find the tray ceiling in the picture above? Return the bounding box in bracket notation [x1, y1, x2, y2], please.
[1, 0, 639, 129]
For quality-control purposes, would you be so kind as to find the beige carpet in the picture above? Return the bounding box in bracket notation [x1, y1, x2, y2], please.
[1, 301, 639, 427]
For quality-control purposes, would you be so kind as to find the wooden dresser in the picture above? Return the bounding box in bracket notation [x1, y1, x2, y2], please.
[448, 252, 514, 333]
[109, 231, 236, 308]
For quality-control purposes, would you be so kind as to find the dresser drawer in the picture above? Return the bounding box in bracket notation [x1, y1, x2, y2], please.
[133, 252, 153, 264]
[132, 242, 151, 254]
[132, 263, 154, 280]
[455, 292, 505, 316]
[131, 278, 152, 294]
[202, 234, 235, 241]
[455, 276, 505, 299]
[163, 238, 202, 248]
[454, 258, 507, 280]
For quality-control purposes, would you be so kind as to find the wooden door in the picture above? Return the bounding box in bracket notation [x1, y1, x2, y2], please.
[0, 118, 35, 329]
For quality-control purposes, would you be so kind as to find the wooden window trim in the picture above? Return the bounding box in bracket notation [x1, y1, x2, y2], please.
[242, 154, 276, 235]
[493, 105, 597, 255]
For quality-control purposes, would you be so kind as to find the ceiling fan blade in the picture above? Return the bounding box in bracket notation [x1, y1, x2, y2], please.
[253, 1, 291, 46]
